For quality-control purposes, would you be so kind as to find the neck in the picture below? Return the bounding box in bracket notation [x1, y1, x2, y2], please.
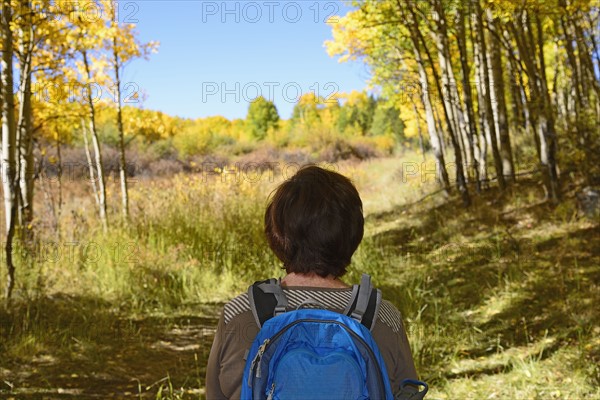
[281, 272, 349, 289]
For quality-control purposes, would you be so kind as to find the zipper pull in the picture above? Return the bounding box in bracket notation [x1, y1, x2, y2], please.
[266, 383, 275, 400]
[248, 338, 270, 384]
[255, 338, 270, 379]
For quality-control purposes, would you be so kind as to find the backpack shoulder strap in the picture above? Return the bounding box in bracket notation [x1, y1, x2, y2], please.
[247, 278, 288, 328]
[343, 274, 382, 331]
[248, 274, 381, 330]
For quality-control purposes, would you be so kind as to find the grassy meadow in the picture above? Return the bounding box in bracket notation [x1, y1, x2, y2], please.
[0, 152, 599, 399]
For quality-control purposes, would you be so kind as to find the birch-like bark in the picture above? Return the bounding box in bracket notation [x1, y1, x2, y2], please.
[409, 6, 470, 205]
[113, 46, 129, 220]
[395, 0, 451, 192]
[473, 12, 489, 186]
[457, 2, 481, 190]
[16, 7, 35, 236]
[82, 50, 108, 231]
[2, 0, 18, 299]
[487, 10, 515, 182]
[431, 0, 470, 180]
[55, 129, 63, 239]
[412, 39, 451, 191]
[534, 14, 560, 201]
[111, 8, 129, 220]
[474, 0, 505, 189]
[81, 118, 101, 210]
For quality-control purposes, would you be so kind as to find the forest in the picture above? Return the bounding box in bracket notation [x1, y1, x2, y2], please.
[0, 0, 599, 398]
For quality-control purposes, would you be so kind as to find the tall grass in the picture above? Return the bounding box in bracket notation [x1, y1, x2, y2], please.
[11, 171, 289, 311]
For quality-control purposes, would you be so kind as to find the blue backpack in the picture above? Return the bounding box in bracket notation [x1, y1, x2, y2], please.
[241, 274, 428, 400]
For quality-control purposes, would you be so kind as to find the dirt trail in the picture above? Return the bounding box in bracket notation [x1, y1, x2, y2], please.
[1, 311, 219, 399]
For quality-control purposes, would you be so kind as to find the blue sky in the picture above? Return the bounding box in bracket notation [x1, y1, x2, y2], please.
[123, 1, 370, 120]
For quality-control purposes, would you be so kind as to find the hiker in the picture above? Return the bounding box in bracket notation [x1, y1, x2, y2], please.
[206, 165, 422, 399]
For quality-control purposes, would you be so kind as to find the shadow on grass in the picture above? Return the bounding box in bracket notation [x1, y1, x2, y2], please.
[0, 294, 219, 399]
[479, 225, 600, 345]
[367, 183, 600, 383]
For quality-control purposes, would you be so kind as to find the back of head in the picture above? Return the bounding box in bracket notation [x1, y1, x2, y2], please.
[264, 165, 364, 278]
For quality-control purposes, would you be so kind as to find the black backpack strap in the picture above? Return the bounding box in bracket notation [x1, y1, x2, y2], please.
[343, 274, 382, 331]
[247, 278, 288, 328]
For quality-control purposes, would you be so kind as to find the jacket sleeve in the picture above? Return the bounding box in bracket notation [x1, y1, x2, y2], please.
[206, 310, 258, 400]
[392, 315, 419, 386]
[205, 311, 228, 400]
[372, 302, 418, 392]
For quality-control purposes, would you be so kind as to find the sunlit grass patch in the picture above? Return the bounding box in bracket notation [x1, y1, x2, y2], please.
[343, 154, 440, 217]
[4, 333, 48, 362]
[431, 346, 600, 400]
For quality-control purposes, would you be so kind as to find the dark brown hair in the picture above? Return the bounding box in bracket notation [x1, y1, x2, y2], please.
[264, 165, 364, 278]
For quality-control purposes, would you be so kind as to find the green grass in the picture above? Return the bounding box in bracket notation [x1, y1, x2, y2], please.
[1, 155, 599, 399]
[366, 180, 600, 398]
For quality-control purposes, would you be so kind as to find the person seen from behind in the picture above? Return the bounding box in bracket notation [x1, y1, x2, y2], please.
[206, 165, 424, 399]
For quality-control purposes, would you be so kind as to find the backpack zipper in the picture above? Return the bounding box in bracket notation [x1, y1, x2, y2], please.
[266, 383, 275, 400]
[249, 319, 387, 397]
[248, 338, 270, 385]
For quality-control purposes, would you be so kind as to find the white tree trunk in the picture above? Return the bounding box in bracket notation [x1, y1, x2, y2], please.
[2, 1, 18, 299]
[82, 50, 108, 231]
[412, 47, 450, 191]
[17, 18, 35, 236]
[113, 35, 129, 220]
[81, 118, 101, 209]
